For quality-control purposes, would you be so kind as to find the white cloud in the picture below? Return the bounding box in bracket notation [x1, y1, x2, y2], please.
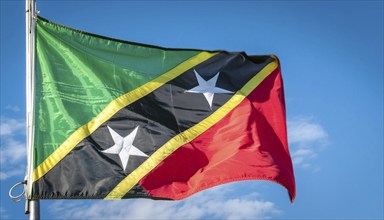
[5, 105, 21, 112]
[0, 117, 25, 136]
[0, 166, 25, 180]
[48, 184, 281, 220]
[0, 117, 26, 180]
[0, 138, 26, 165]
[0, 206, 9, 219]
[288, 116, 329, 170]
[288, 116, 328, 146]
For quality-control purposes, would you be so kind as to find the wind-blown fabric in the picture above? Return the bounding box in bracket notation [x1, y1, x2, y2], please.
[31, 16, 296, 202]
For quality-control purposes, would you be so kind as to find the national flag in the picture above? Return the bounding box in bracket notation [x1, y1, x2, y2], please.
[30, 16, 296, 202]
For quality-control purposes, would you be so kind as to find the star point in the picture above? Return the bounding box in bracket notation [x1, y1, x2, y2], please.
[101, 126, 148, 171]
[185, 69, 233, 108]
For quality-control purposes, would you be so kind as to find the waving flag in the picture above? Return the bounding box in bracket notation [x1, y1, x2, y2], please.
[30, 17, 296, 202]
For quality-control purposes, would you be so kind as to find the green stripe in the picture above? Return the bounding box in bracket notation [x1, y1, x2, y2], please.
[34, 18, 200, 168]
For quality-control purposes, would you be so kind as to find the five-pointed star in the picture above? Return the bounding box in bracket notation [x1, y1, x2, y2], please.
[185, 69, 233, 108]
[101, 126, 148, 171]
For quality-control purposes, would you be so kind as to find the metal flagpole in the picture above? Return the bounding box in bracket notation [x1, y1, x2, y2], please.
[25, 0, 38, 219]
[28, 200, 40, 220]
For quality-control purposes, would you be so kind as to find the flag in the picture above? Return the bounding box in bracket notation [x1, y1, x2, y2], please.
[30, 16, 296, 202]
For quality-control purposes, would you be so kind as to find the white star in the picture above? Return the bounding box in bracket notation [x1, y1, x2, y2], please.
[101, 126, 148, 171]
[185, 69, 233, 108]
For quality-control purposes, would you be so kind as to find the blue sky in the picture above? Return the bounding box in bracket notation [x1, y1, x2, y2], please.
[1, 0, 383, 219]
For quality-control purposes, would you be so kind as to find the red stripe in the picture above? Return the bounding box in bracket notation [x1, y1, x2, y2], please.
[139, 67, 296, 202]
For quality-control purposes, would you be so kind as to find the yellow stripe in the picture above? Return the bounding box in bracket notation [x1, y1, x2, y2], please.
[33, 51, 218, 182]
[104, 57, 279, 199]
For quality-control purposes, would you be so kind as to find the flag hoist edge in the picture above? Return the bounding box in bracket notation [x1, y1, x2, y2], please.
[30, 16, 296, 202]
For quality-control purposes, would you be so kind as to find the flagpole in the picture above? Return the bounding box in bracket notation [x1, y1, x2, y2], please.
[25, 0, 38, 219]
